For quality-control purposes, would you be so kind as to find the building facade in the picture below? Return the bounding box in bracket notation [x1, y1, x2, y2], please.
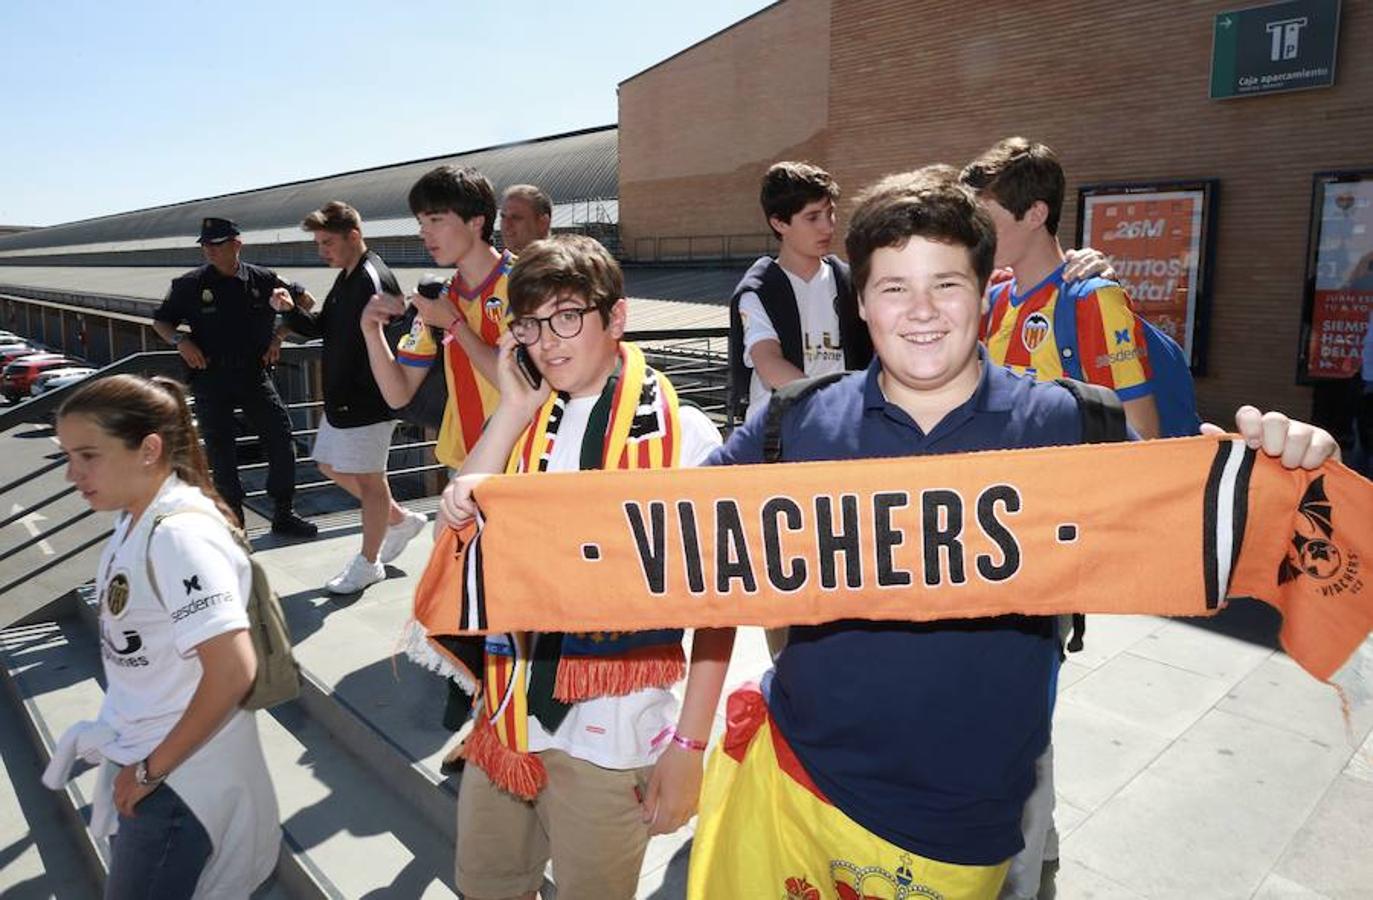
[619, 0, 1373, 420]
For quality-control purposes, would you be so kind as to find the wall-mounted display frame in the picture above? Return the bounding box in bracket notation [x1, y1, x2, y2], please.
[1298, 169, 1373, 382]
[1076, 180, 1220, 374]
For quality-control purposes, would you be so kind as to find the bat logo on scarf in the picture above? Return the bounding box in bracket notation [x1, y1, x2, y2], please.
[1279, 476, 1361, 596]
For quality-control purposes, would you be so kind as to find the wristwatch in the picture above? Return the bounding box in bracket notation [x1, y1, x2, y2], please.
[170, 332, 185, 346]
[135, 758, 167, 788]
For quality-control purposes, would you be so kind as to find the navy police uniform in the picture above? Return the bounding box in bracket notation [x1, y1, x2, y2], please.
[154, 218, 314, 535]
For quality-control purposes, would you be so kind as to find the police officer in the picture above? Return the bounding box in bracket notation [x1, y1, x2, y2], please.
[152, 217, 317, 537]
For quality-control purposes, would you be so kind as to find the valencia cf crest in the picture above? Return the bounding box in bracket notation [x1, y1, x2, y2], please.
[484, 296, 504, 323]
[105, 572, 132, 618]
[201, 289, 214, 305]
[1020, 312, 1051, 353]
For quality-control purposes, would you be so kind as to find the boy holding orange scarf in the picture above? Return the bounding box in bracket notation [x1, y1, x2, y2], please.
[686, 168, 1339, 900]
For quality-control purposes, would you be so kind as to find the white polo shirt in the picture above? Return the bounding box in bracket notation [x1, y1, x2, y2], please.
[95, 475, 252, 764]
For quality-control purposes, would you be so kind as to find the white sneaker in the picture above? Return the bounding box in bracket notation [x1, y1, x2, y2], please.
[325, 554, 386, 594]
[378, 510, 428, 564]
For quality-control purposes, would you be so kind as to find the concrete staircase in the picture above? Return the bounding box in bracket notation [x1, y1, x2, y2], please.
[0, 508, 731, 898]
[0, 516, 464, 899]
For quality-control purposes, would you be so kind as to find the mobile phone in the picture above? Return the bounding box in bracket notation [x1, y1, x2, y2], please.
[416, 273, 445, 301]
[515, 345, 543, 390]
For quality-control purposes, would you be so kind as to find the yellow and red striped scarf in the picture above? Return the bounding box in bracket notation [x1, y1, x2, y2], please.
[427, 342, 689, 797]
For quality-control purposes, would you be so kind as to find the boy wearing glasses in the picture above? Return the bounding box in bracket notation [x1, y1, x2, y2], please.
[437, 235, 733, 899]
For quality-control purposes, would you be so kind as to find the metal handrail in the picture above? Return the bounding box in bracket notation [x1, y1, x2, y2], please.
[0, 457, 64, 497]
[0, 507, 97, 563]
[237, 439, 440, 473]
[0, 484, 77, 528]
[624, 233, 777, 263]
[245, 463, 447, 499]
[0, 348, 187, 431]
[0, 528, 112, 598]
[0, 332, 732, 600]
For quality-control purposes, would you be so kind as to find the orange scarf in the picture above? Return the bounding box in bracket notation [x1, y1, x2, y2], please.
[451, 436, 1373, 695]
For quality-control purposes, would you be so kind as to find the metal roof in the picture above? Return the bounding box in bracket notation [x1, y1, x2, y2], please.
[0, 125, 617, 255]
[0, 265, 728, 332]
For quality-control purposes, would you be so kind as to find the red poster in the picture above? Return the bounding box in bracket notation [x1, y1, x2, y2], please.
[1308, 292, 1373, 378]
[1082, 191, 1205, 360]
[1306, 179, 1373, 379]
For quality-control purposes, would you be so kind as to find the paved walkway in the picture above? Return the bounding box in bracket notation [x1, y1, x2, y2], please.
[254, 522, 1373, 900]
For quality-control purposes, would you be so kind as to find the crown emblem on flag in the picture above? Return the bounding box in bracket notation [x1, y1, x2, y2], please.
[830, 853, 943, 900]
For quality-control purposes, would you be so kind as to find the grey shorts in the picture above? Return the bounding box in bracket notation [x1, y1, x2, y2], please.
[312, 415, 396, 474]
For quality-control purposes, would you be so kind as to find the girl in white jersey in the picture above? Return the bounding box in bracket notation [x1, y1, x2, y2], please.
[54, 374, 279, 899]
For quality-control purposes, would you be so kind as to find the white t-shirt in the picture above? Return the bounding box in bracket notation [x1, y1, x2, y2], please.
[95, 475, 252, 765]
[521, 398, 723, 769]
[738, 260, 845, 417]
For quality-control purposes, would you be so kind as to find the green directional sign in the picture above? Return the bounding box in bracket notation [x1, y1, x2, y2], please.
[1211, 0, 1341, 99]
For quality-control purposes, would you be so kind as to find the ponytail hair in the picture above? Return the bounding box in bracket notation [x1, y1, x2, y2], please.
[58, 374, 242, 529]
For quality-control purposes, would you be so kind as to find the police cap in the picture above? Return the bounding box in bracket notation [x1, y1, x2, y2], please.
[197, 217, 241, 245]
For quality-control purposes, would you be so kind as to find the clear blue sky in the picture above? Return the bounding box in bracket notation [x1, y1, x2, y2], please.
[0, 0, 773, 227]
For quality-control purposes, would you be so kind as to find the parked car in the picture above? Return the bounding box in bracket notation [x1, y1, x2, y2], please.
[0, 331, 23, 343]
[30, 366, 97, 397]
[0, 345, 43, 367]
[2, 354, 81, 400]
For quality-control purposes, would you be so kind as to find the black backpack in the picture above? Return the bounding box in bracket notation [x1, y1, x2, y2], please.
[761, 373, 1129, 653]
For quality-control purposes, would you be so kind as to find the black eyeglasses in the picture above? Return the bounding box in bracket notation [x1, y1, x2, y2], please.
[509, 307, 598, 345]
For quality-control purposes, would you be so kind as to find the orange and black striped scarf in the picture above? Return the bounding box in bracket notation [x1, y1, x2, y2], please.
[452, 436, 1373, 711]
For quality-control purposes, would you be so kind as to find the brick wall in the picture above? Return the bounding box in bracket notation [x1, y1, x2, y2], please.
[827, 0, 1373, 421]
[618, 0, 833, 256]
[617, 0, 1371, 420]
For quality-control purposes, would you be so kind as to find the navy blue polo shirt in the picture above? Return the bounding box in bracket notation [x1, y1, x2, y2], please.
[706, 349, 1083, 866]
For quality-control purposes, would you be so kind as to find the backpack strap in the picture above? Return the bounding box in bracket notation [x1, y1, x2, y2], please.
[762, 372, 847, 463]
[145, 507, 248, 609]
[1051, 378, 1130, 653]
[1052, 378, 1130, 444]
[728, 256, 788, 427]
[828, 256, 873, 372]
[1051, 278, 1087, 381]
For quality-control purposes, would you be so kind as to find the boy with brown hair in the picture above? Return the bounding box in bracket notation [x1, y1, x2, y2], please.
[361, 164, 514, 470]
[962, 137, 1163, 439]
[436, 235, 733, 899]
[727, 161, 873, 425]
[272, 201, 424, 593]
[687, 166, 1336, 899]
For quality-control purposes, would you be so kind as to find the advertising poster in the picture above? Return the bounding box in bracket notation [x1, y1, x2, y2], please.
[1079, 183, 1216, 370]
[1301, 173, 1373, 380]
